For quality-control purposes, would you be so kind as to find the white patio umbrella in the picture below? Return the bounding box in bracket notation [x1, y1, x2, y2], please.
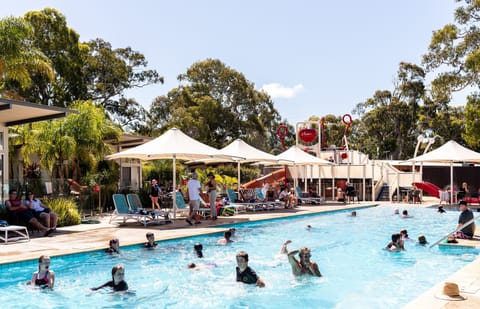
[409, 140, 480, 203]
[273, 145, 333, 191]
[187, 138, 284, 186]
[106, 127, 236, 218]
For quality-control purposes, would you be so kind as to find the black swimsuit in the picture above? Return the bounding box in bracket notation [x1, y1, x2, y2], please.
[34, 272, 49, 288]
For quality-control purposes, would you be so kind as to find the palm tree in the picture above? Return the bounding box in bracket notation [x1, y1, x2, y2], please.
[0, 16, 53, 94]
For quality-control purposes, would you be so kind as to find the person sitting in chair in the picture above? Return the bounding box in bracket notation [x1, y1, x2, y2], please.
[25, 192, 58, 230]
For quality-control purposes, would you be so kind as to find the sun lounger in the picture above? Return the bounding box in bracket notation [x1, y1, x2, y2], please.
[254, 188, 282, 210]
[175, 192, 212, 219]
[126, 193, 171, 224]
[225, 189, 248, 214]
[295, 187, 324, 205]
[229, 188, 265, 212]
[110, 194, 152, 227]
[0, 225, 30, 244]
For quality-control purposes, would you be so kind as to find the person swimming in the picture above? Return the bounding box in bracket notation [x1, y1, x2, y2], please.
[91, 264, 128, 292]
[28, 255, 55, 289]
[145, 232, 157, 248]
[194, 243, 204, 258]
[106, 238, 120, 253]
[287, 245, 322, 277]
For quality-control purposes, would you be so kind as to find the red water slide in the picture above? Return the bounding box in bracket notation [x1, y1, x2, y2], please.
[413, 181, 441, 198]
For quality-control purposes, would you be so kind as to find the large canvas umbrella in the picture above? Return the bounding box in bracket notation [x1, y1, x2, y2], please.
[188, 138, 283, 186]
[409, 140, 480, 203]
[273, 146, 333, 191]
[106, 128, 235, 218]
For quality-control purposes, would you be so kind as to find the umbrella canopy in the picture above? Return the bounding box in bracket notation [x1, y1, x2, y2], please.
[273, 146, 333, 189]
[275, 146, 333, 166]
[187, 139, 282, 186]
[409, 140, 480, 203]
[106, 127, 234, 218]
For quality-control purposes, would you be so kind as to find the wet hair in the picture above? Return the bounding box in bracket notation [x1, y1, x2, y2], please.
[236, 251, 249, 262]
[459, 200, 467, 206]
[299, 247, 311, 257]
[188, 263, 196, 269]
[194, 243, 203, 258]
[109, 238, 119, 246]
[391, 233, 401, 243]
[111, 264, 124, 278]
[146, 232, 154, 239]
[402, 210, 408, 216]
[224, 231, 232, 240]
[38, 255, 49, 270]
[400, 229, 408, 238]
[418, 235, 427, 245]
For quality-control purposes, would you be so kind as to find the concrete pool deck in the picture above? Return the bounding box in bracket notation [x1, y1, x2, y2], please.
[1, 200, 480, 308]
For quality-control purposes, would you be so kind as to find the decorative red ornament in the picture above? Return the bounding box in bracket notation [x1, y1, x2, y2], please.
[341, 153, 348, 159]
[299, 128, 317, 143]
[93, 185, 100, 193]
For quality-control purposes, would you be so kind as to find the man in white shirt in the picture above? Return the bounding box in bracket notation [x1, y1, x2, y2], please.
[186, 172, 202, 225]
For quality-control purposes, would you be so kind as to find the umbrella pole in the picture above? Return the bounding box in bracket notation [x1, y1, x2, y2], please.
[237, 162, 241, 188]
[173, 155, 177, 219]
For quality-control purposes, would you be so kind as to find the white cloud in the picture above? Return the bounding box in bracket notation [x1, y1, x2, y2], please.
[260, 83, 304, 99]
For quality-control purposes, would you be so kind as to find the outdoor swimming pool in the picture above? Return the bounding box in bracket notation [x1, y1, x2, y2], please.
[0, 206, 478, 308]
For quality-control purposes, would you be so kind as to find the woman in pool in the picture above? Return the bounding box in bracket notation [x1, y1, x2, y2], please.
[29, 255, 55, 289]
[91, 264, 128, 292]
[217, 230, 234, 244]
[194, 243, 204, 258]
[287, 245, 322, 277]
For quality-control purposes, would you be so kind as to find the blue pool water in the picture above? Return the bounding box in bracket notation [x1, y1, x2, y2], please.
[0, 206, 478, 308]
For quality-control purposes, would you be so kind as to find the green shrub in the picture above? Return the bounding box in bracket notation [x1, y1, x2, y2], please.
[44, 197, 81, 227]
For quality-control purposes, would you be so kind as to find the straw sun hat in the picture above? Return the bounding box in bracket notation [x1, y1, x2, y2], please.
[435, 282, 467, 301]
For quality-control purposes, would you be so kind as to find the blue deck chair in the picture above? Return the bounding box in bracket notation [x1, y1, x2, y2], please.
[110, 194, 150, 227]
[239, 188, 267, 211]
[225, 188, 248, 214]
[228, 188, 263, 212]
[254, 188, 282, 210]
[126, 193, 171, 223]
[295, 187, 324, 205]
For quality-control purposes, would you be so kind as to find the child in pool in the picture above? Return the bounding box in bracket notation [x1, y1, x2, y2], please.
[28, 255, 55, 289]
[236, 251, 265, 287]
[91, 264, 128, 292]
[145, 232, 157, 248]
[106, 238, 120, 254]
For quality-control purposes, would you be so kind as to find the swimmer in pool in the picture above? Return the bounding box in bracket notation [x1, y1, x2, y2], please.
[28, 255, 55, 289]
[194, 242, 204, 258]
[105, 238, 120, 254]
[91, 264, 128, 292]
[236, 251, 265, 287]
[217, 230, 234, 244]
[287, 246, 322, 277]
[145, 232, 157, 248]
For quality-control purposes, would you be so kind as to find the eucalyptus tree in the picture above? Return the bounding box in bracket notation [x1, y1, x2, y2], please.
[422, 0, 479, 148]
[3, 8, 162, 129]
[353, 62, 426, 160]
[149, 58, 282, 150]
[0, 16, 53, 94]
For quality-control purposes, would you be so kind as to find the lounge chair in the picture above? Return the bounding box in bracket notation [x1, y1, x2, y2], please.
[110, 194, 151, 227]
[232, 188, 265, 212]
[175, 192, 212, 219]
[225, 188, 248, 214]
[254, 188, 282, 210]
[126, 193, 171, 223]
[295, 187, 324, 205]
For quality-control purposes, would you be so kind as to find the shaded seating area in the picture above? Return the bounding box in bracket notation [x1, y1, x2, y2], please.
[224, 189, 249, 214]
[254, 188, 283, 209]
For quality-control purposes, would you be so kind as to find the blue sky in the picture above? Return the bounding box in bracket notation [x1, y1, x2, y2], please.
[3, 0, 459, 125]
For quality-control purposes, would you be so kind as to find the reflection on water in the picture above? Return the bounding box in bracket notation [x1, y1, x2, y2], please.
[0, 206, 478, 308]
